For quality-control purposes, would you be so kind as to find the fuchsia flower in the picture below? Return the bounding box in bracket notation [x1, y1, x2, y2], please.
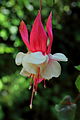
[15, 11, 68, 108]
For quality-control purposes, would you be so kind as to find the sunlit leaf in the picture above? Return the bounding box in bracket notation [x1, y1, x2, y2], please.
[0, 44, 15, 54]
[75, 65, 80, 71]
[6, 1, 15, 7]
[0, 80, 3, 90]
[64, 6, 70, 12]
[12, 19, 20, 25]
[0, 29, 8, 40]
[14, 38, 22, 47]
[27, 4, 34, 11]
[9, 26, 18, 34]
[0, 13, 7, 23]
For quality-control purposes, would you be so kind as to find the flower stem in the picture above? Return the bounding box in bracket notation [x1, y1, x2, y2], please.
[40, 0, 42, 13]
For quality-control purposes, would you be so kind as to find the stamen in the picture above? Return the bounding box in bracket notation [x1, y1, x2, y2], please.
[29, 67, 41, 108]
[29, 84, 35, 109]
[35, 91, 37, 96]
[29, 85, 32, 90]
[29, 78, 33, 90]
[44, 79, 46, 88]
[30, 104, 32, 109]
[34, 78, 38, 91]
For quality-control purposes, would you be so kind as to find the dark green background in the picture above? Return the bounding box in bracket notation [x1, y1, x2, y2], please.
[0, 0, 80, 120]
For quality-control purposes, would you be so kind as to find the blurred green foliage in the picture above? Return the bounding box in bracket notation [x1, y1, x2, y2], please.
[75, 65, 80, 71]
[0, 0, 80, 120]
[75, 65, 80, 92]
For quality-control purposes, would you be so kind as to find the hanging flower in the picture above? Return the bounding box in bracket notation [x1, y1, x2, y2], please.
[15, 11, 68, 108]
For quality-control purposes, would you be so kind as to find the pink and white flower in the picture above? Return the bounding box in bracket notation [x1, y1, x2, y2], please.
[15, 11, 68, 108]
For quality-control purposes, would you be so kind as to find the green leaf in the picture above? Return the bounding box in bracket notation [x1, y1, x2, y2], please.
[75, 75, 80, 92]
[0, 29, 8, 40]
[0, 80, 3, 90]
[0, 44, 15, 54]
[9, 26, 18, 34]
[75, 65, 80, 71]
[0, 13, 7, 23]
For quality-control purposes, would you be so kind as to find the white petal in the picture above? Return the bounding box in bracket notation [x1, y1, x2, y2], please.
[22, 52, 48, 64]
[15, 52, 26, 65]
[21, 52, 48, 75]
[41, 60, 61, 80]
[22, 61, 38, 74]
[20, 68, 31, 77]
[49, 53, 68, 61]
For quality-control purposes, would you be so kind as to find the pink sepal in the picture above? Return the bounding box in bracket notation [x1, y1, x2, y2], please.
[19, 21, 30, 50]
[46, 12, 53, 54]
[30, 11, 47, 54]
